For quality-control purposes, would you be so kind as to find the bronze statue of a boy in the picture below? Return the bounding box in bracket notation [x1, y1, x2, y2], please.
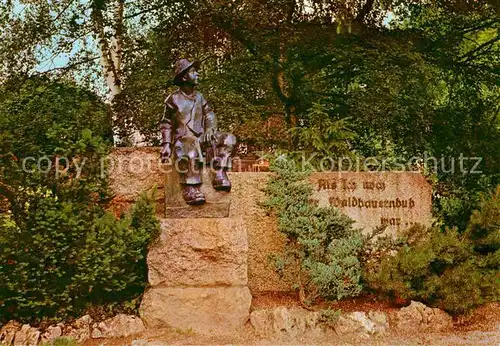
[160, 58, 236, 205]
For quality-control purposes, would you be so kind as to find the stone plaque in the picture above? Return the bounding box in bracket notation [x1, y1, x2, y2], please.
[311, 172, 432, 235]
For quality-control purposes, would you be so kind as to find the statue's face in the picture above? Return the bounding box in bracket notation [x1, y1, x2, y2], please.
[183, 67, 199, 86]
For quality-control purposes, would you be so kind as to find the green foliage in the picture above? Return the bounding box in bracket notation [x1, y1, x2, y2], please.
[0, 77, 113, 216]
[0, 190, 160, 323]
[318, 308, 341, 327]
[0, 77, 160, 324]
[466, 186, 500, 254]
[0, 0, 497, 320]
[0, 77, 112, 156]
[366, 187, 500, 315]
[40, 337, 77, 346]
[402, 4, 500, 231]
[263, 156, 364, 304]
[361, 225, 428, 276]
[434, 174, 500, 232]
[289, 103, 356, 158]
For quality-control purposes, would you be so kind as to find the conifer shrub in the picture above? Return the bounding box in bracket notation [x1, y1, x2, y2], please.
[0, 79, 160, 324]
[262, 156, 364, 305]
[366, 187, 500, 315]
[0, 189, 159, 323]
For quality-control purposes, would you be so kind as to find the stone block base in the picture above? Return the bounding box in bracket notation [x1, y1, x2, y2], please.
[139, 286, 252, 334]
[148, 218, 248, 287]
[165, 202, 230, 218]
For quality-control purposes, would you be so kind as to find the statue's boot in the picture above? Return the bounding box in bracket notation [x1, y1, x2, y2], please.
[182, 184, 206, 205]
[213, 168, 231, 192]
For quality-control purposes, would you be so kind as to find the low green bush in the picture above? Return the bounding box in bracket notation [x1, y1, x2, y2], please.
[263, 156, 364, 305]
[366, 187, 500, 315]
[0, 78, 160, 324]
[0, 189, 159, 323]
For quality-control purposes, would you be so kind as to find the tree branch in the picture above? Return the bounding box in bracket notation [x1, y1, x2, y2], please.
[286, 0, 296, 24]
[123, 3, 170, 19]
[53, 0, 76, 22]
[459, 35, 500, 62]
[271, 62, 290, 105]
[34, 55, 101, 75]
[210, 13, 258, 55]
[461, 19, 499, 34]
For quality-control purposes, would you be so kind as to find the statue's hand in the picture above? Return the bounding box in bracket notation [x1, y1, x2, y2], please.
[160, 143, 172, 163]
[201, 128, 216, 143]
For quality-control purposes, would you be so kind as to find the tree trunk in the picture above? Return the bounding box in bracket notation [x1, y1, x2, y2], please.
[92, 3, 122, 98]
[91, 0, 143, 146]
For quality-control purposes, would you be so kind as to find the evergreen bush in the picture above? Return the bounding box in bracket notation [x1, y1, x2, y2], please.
[0, 189, 159, 323]
[0, 78, 160, 324]
[366, 187, 500, 315]
[263, 156, 364, 305]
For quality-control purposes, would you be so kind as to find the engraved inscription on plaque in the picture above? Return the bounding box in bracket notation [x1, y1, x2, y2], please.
[311, 172, 432, 235]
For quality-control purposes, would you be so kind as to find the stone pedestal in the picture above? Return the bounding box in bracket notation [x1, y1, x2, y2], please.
[139, 217, 252, 334]
[140, 286, 251, 334]
[148, 218, 248, 287]
[164, 165, 231, 218]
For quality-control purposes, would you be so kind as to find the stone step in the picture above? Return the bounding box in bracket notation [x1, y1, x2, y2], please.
[148, 217, 248, 287]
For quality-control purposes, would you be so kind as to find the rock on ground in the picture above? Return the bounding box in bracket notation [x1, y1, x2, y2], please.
[250, 310, 273, 336]
[251, 307, 320, 338]
[272, 307, 322, 337]
[335, 311, 388, 337]
[250, 307, 389, 339]
[397, 300, 453, 332]
[67, 314, 92, 342]
[0, 321, 22, 346]
[93, 314, 145, 338]
[13, 324, 40, 346]
[41, 325, 63, 343]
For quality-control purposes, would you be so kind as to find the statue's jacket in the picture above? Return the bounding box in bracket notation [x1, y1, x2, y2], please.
[161, 89, 217, 143]
[161, 88, 236, 174]
[160, 89, 220, 164]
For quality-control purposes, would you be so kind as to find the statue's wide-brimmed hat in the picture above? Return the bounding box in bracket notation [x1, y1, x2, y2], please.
[173, 58, 200, 85]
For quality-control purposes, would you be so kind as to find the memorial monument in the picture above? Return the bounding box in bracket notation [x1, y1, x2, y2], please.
[137, 59, 251, 333]
[160, 58, 236, 205]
